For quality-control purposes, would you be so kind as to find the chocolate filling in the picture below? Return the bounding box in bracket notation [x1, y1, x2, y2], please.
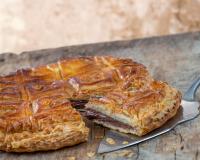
[68, 99, 137, 132]
[70, 99, 88, 109]
[85, 109, 136, 131]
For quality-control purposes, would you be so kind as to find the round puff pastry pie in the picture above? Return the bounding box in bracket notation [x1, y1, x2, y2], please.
[0, 56, 181, 152]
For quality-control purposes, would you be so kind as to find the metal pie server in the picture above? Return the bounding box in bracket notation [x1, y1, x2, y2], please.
[97, 77, 200, 154]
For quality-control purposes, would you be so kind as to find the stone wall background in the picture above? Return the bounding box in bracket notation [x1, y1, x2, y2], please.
[0, 0, 200, 54]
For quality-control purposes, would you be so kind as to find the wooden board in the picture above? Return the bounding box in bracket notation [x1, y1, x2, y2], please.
[0, 32, 200, 160]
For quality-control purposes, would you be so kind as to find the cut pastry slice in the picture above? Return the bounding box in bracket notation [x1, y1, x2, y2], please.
[85, 81, 181, 136]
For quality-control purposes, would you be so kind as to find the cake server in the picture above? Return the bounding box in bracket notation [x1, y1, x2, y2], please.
[97, 77, 200, 154]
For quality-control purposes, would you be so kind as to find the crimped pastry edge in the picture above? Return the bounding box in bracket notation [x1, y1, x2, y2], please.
[0, 122, 89, 152]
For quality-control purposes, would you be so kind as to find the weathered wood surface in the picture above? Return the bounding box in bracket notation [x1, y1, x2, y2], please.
[0, 32, 200, 160]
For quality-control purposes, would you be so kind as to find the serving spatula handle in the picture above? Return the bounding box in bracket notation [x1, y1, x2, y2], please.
[183, 77, 200, 101]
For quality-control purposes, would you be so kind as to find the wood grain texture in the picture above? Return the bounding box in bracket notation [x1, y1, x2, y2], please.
[0, 32, 200, 159]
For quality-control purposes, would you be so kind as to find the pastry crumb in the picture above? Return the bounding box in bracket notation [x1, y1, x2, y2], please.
[117, 150, 134, 157]
[87, 152, 95, 157]
[66, 156, 76, 160]
[122, 141, 129, 144]
[95, 135, 103, 139]
[106, 137, 116, 145]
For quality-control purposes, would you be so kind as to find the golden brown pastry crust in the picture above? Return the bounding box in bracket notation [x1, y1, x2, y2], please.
[0, 56, 181, 152]
[86, 81, 181, 136]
